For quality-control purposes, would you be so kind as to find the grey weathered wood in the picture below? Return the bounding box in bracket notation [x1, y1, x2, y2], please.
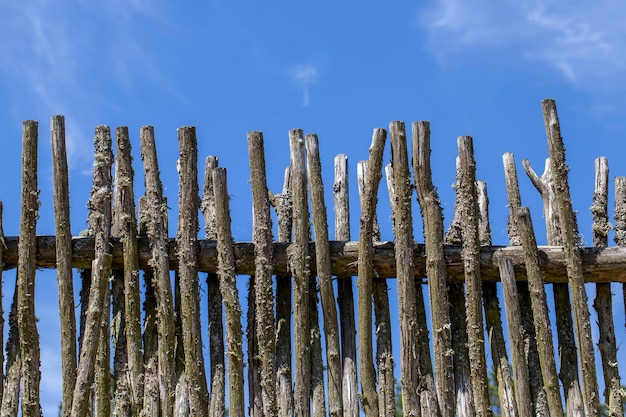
[542, 98, 599, 417]
[498, 257, 532, 417]
[248, 131, 278, 417]
[201, 156, 226, 417]
[139, 126, 175, 417]
[445, 157, 475, 417]
[502, 152, 548, 417]
[306, 134, 342, 417]
[592, 158, 623, 417]
[334, 154, 358, 417]
[288, 128, 311, 417]
[4, 235, 626, 282]
[389, 122, 421, 417]
[615, 176, 626, 332]
[457, 136, 491, 417]
[272, 167, 294, 417]
[51, 115, 77, 417]
[477, 181, 518, 417]
[247, 276, 262, 417]
[523, 156, 584, 417]
[138, 197, 160, 417]
[357, 128, 386, 417]
[310, 276, 327, 417]
[176, 126, 209, 417]
[17, 120, 42, 417]
[515, 207, 564, 417]
[115, 126, 144, 415]
[1, 280, 20, 417]
[71, 125, 114, 417]
[413, 121, 453, 417]
[212, 168, 245, 417]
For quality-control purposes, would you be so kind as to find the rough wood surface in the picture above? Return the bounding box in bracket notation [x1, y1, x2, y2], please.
[288, 128, 311, 417]
[176, 126, 209, 416]
[248, 131, 277, 417]
[71, 125, 114, 417]
[615, 176, 626, 332]
[17, 120, 42, 417]
[413, 121, 453, 417]
[115, 126, 144, 415]
[498, 257, 532, 417]
[542, 98, 600, 417]
[1, 282, 20, 417]
[4, 235, 626, 282]
[272, 167, 294, 417]
[389, 122, 421, 417]
[212, 168, 245, 417]
[502, 152, 548, 417]
[201, 156, 226, 417]
[515, 207, 564, 417]
[139, 126, 175, 417]
[523, 155, 584, 417]
[334, 154, 359, 417]
[592, 158, 623, 417]
[357, 129, 386, 417]
[51, 115, 77, 417]
[306, 134, 342, 417]
[457, 136, 491, 417]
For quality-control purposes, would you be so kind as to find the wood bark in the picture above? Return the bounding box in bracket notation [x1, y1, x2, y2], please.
[362, 162, 393, 417]
[17, 120, 42, 417]
[140, 125, 175, 417]
[212, 168, 245, 417]
[201, 156, 226, 417]
[477, 181, 518, 417]
[71, 125, 114, 417]
[247, 277, 262, 417]
[445, 159, 475, 417]
[309, 277, 327, 417]
[176, 126, 209, 416]
[1, 279, 21, 417]
[306, 134, 343, 417]
[615, 176, 626, 331]
[502, 152, 548, 417]
[515, 207, 564, 417]
[51, 115, 77, 417]
[591, 158, 623, 417]
[357, 128, 386, 417]
[115, 126, 144, 415]
[139, 197, 160, 417]
[412, 121, 454, 417]
[5, 235, 626, 282]
[542, 98, 600, 417]
[498, 257, 532, 417]
[333, 154, 359, 417]
[389, 122, 421, 417]
[271, 167, 294, 417]
[523, 156, 584, 417]
[457, 136, 491, 417]
[288, 128, 311, 417]
[248, 131, 278, 417]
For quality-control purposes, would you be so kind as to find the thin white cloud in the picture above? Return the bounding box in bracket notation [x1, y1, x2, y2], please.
[0, 1, 171, 171]
[419, 0, 626, 89]
[291, 64, 319, 107]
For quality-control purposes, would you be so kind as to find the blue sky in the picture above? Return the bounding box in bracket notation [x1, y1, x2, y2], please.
[1, 1, 625, 414]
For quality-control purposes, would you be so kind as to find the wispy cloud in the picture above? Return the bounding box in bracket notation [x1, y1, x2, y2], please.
[419, 0, 626, 89]
[291, 64, 319, 106]
[0, 1, 170, 171]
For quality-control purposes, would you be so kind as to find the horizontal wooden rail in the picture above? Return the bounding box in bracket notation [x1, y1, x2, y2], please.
[1, 236, 625, 283]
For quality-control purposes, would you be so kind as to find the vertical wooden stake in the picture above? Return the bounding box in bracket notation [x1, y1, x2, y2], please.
[306, 134, 342, 417]
[542, 98, 599, 417]
[176, 126, 209, 417]
[357, 128, 386, 417]
[51, 115, 77, 416]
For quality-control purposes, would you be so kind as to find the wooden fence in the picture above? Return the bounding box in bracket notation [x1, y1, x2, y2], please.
[0, 98, 624, 417]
